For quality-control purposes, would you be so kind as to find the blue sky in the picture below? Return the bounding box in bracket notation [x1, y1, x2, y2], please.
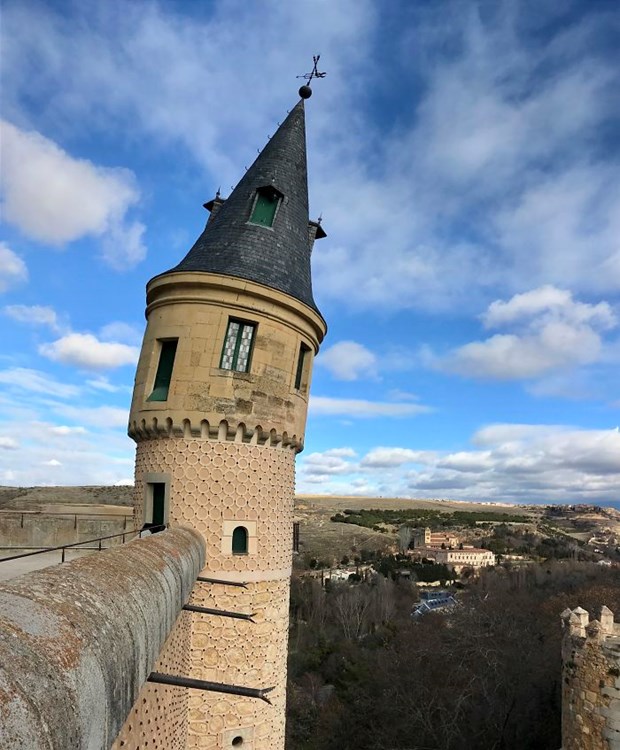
[1, 0, 619, 504]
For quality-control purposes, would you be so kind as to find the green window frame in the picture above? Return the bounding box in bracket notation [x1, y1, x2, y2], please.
[147, 339, 178, 401]
[232, 526, 248, 555]
[294, 343, 311, 391]
[220, 319, 256, 372]
[249, 187, 282, 227]
[150, 482, 166, 526]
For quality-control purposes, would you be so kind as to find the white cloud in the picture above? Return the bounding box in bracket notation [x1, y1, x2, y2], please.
[482, 286, 615, 329]
[39, 332, 139, 370]
[0, 1, 373, 182]
[86, 376, 126, 393]
[438, 287, 617, 380]
[4, 2, 618, 309]
[51, 405, 128, 429]
[3, 304, 60, 329]
[100, 220, 147, 271]
[298, 424, 620, 502]
[0, 437, 18, 450]
[310, 396, 431, 418]
[310, 5, 620, 312]
[361, 447, 433, 468]
[0, 367, 79, 398]
[472, 423, 568, 447]
[0, 120, 145, 269]
[322, 447, 357, 458]
[49, 425, 87, 436]
[99, 321, 143, 346]
[387, 389, 420, 402]
[436, 451, 494, 473]
[316, 341, 377, 381]
[404, 424, 620, 502]
[0, 407, 133, 486]
[0, 242, 28, 292]
[302, 451, 356, 477]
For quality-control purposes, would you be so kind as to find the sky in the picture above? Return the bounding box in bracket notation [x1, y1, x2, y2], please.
[1, 0, 619, 505]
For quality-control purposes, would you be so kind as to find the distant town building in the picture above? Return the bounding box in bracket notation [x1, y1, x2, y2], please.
[399, 525, 460, 552]
[412, 546, 495, 572]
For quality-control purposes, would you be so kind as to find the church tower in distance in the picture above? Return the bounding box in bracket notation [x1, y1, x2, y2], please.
[126, 93, 326, 749]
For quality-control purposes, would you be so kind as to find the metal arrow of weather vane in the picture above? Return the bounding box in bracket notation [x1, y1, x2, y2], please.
[297, 55, 327, 85]
[296, 55, 326, 99]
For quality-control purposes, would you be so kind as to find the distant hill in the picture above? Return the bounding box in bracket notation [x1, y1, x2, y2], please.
[0, 485, 134, 510]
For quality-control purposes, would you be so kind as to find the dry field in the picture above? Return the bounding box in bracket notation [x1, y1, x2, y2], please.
[297, 494, 542, 515]
[0, 486, 133, 511]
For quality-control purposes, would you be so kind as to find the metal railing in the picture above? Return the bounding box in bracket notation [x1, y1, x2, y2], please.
[0, 525, 166, 565]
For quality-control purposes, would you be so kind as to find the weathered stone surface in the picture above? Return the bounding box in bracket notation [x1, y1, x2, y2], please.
[0, 527, 205, 749]
[562, 606, 620, 750]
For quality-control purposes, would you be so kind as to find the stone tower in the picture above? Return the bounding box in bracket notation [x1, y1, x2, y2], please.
[561, 605, 620, 749]
[125, 96, 326, 749]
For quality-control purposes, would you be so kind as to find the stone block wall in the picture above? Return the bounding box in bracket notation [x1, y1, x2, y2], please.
[128, 273, 325, 449]
[561, 606, 620, 750]
[0, 513, 130, 551]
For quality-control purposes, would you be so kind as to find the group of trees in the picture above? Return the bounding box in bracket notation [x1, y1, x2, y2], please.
[330, 507, 531, 532]
[480, 523, 602, 562]
[286, 560, 620, 749]
[373, 552, 453, 583]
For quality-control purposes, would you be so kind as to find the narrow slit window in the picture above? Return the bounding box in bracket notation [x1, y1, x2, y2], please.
[220, 320, 256, 372]
[294, 343, 311, 391]
[143, 478, 168, 532]
[249, 186, 282, 227]
[232, 526, 248, 555]
[150, 483, 166, 526]
[147, 339, 178, 401]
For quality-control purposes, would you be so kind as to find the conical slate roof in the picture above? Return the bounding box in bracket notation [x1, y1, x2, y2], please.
[162, 99, 319, 311]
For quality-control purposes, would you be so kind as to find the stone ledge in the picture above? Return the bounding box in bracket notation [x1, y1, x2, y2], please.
[0, 527, 205, 749]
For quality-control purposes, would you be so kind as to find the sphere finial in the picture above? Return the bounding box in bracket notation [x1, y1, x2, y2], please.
[298, 85, 312, 99]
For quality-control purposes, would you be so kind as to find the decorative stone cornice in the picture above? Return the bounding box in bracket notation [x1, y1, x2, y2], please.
[146, 271, 327, 347]
[128, 416, 302, 451]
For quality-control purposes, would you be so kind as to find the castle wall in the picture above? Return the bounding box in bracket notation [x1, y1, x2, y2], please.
[562, 606, 620, 750]
[0, 513, 130, 551]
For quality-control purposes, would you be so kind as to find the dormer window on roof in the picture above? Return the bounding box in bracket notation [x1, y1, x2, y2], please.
[249, 185, 283, 228]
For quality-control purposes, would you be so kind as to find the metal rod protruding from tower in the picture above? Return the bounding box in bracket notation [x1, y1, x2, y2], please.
[297, 54, 326, 99]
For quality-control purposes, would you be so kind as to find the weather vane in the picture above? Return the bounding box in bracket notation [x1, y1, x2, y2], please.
[297, 54, 326, 99]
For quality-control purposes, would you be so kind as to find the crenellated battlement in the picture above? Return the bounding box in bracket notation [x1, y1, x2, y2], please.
[561, 605, 620, 641]
[561, 605, 620, 750]
[128, 416, 301, 450]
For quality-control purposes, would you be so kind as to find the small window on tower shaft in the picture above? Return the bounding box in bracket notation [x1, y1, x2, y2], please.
[232, 526, 248, 555]
[147, 339, 178, 401]
[294, 343, 311, 392]
[249, 186, 282, 227]
[220, 320, 256, 373]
